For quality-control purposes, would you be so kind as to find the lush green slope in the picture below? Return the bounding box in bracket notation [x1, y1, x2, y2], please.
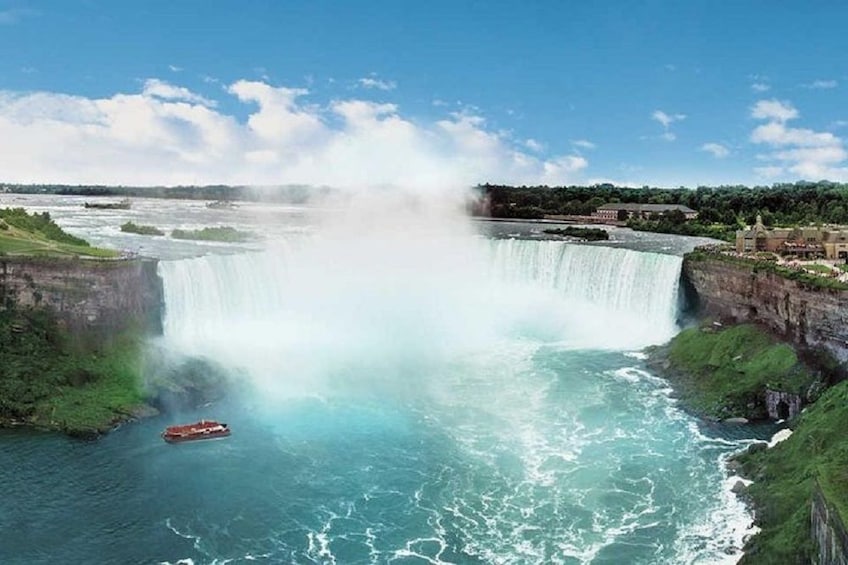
[0, 309, 146, 436]
[737, 380, 848, 563]
[649, 324, 816, 420]
[0, 208, 117, 258]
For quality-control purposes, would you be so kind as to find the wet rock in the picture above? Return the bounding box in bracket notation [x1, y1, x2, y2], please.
[731, 480, 748, 494]
[723, 417, 749, 424]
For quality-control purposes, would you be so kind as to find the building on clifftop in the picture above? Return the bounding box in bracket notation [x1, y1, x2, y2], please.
[735, 215, 848, 260]
[591, 203, 698, 222]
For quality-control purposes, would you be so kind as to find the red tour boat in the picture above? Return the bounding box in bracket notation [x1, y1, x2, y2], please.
[161, 420, 231, 443]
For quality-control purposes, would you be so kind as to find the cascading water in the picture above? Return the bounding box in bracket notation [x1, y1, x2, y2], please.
[148, 237, 755, 564]
[159, 238, 683, 372]
[0, 195, 762, 565]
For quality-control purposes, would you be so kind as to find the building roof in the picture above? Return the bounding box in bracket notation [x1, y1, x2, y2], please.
[596, 203, 696, 213]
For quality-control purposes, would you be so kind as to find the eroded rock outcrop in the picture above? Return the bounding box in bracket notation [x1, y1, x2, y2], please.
[0, 256, 163, 338]
[683, 257, 848, 361]
[813, 482, 848, 565]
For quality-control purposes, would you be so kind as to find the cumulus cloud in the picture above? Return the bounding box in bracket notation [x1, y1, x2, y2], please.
[750, 98, 848, 181]
[751, 82, 770, 92]
[701, 142, 729, 158]
[0, 79, 588, 188]
[751, 99, 798, 122]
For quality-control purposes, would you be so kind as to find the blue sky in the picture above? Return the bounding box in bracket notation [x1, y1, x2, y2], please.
[0, 1, 846, 187]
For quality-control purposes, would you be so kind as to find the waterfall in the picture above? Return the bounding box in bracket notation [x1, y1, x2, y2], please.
[485, 239, 682, 347]
[158, 238, 683, 383]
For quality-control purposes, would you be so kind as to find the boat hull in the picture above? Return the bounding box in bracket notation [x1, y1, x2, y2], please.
[162, 429, 231, 443]
[161, 420, 231, 443]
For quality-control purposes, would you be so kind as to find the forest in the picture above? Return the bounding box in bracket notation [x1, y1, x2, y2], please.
[476, 181, 848, 240]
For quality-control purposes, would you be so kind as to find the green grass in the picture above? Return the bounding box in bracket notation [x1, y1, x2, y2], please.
[0, 309, 147, 435]
[120, 221, 164, 236]
[737, 380, 848, 563]
[33, 338, 145, 433]
[171, 226, 256, 242]
[658, 324, 815, 420]
[803, 263, 834, 275]
[0, 208, 118, 258]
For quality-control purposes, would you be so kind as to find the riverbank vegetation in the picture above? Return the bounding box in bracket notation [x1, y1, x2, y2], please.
[541, 226, 609, 240]
[120, 221, 164, 236]
[647, 324, 816, 420]
[735, 380, 848, 564]
[0, 308, 147, 436]
[0, 208, 117, 258]
[476, 181, 848, 239]
[171, 226, 255, 242]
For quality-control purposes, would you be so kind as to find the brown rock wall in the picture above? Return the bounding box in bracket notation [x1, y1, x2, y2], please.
[683, 258, 848, 361]
[0, 256, 163, 337]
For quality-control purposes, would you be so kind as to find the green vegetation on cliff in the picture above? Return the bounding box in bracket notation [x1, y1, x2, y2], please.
[626, 216, 735, 241]
[171, 226, 255, 242]
[736, 380, 848, 564]
[686, 248, 848, 291]
[0, 308, 146, 436]
[120, 221, 164, 236]
[650, 324, 815, 420]
[0, 207, 117, 258]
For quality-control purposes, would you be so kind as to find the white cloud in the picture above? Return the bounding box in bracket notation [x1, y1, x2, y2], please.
[142, 79, 216, 107]
[750, 99, 848, 181]
[751, 122, 838, 147]
[751, 99, 798, 122]
[660, 132, 676, 142]
[652, 110, 686, 128]
[524, 138, 544, 152]
[0, 80, 588, 188]
[803, 79, 838, 89]
[572, 139, 596, 150]
[701, 142, 729, 158]
[357, 77, 397, 91]
[751, 83, 770, 92]
[168, 64, 183, 73]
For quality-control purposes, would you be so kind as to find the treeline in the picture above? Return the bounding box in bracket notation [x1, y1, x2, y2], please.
[477, 181, 848, 226]
[2, 183, 333, 204]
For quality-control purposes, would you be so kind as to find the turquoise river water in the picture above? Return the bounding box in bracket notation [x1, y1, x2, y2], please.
[0, 195, 770, 564]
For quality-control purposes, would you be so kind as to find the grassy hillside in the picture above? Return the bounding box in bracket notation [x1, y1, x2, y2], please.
[0, 308, 147, 436]
[0, 208, 117, 258]
[650, 324, 816, 420]
[737, 380, 848, 563]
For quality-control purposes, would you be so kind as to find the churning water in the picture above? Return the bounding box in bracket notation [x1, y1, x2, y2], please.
[0, 195, 761, 564]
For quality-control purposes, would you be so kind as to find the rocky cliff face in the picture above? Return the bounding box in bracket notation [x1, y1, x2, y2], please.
[812, 482, 848, 565]
[0, 257, 163, 338]
[683, 257, 848, 361]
